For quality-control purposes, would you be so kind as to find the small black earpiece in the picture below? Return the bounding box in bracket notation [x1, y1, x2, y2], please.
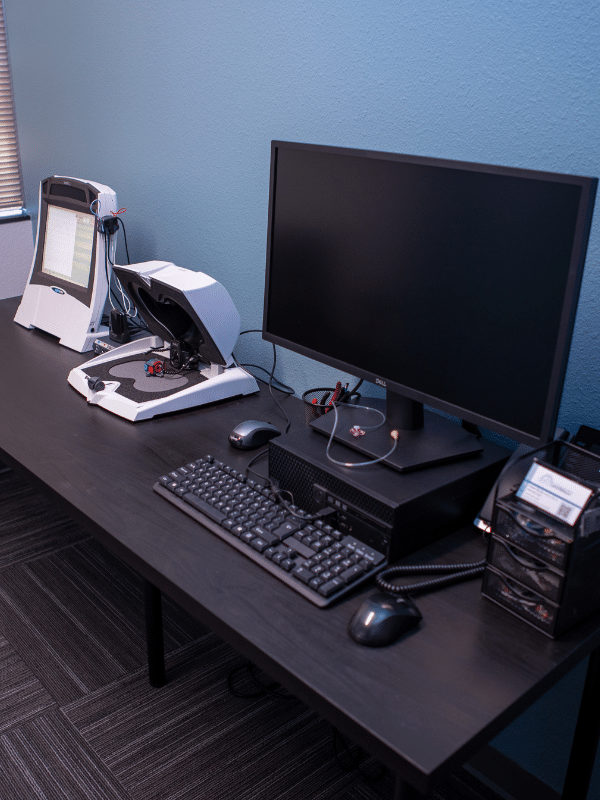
[86, 376, 105, 392]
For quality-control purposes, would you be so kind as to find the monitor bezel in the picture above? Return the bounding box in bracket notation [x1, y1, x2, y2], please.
[262, 140, 597, 447]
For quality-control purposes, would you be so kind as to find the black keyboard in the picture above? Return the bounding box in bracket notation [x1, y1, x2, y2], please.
[153, 455, 387, 607]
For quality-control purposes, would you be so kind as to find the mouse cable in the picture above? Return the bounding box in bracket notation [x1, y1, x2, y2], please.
[375, 557, 487, 597]
[237, 329, 292, 434]
[270, 486, 335, 523]
[244, 450, 335, 524]
[237, 362, 294, 394]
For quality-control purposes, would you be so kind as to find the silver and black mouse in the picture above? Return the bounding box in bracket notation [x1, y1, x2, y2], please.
[228, 420, 281, 450]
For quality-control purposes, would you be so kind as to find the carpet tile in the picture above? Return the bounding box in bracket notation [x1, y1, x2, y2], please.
[0, 709, 131, 800]
[0, 538, 209, 706]
[0, 634, 55, 735]
[0, 470, 87, 570]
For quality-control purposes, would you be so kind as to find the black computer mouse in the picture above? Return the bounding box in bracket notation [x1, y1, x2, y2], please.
[348, 592, 422, 647]
[228, 420, 281, 450]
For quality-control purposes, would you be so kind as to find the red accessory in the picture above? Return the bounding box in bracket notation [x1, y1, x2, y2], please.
[350, 425, 365, 438]
[144, 358, 165, 376]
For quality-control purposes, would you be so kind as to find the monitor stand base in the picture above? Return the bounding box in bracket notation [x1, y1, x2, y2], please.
[310, 405, 483, 473]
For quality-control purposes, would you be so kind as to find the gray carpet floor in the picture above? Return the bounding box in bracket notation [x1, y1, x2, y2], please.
[0, 467, 503, 800]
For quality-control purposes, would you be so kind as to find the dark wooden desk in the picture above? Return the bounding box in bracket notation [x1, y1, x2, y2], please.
[1, 296, 598, 800]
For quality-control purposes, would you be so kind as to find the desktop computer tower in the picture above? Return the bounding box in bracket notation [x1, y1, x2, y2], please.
[268, 429, 510, 562]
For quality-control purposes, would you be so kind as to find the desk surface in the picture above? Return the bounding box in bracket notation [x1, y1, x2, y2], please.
[2, 296, 599, 796]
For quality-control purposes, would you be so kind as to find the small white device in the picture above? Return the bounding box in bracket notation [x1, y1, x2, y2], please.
[67, 261, 259, 421]
[14, 176, 118, 352]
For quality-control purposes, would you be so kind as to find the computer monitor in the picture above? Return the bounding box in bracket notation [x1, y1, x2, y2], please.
[14, 176, 118, 352]
[262, 141, 597, 471]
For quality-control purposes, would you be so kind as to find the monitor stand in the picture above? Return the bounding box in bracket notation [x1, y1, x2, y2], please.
[309, 392, 483, 473]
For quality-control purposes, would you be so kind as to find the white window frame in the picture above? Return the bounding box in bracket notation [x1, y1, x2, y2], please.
[0, 0, 26, 218]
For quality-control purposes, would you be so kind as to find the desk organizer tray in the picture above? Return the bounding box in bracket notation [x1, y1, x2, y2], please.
[487, 535, 564, 603]
[482, 566, 563, 636]
[482, 439, 600, 638]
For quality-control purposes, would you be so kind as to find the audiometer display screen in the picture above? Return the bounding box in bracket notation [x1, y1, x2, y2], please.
[41, 205, 95, 289]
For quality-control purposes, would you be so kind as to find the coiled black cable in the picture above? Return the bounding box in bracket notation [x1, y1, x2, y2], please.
[375, 558, 487, 596]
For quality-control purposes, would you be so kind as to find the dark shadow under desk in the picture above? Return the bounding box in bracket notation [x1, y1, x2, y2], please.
[1, 295, 599, 800]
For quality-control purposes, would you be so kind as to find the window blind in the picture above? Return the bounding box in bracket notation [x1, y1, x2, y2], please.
[0, 0, 25, 217]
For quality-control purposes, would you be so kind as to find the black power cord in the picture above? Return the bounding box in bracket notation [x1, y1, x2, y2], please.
[236, 329, 294, 434]
[375, 558, 487, 597]
[99, 215, 149, 337]
[375, 528, 489, 598]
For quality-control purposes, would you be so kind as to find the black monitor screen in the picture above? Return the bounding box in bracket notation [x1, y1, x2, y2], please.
[263, 141, 597, 449]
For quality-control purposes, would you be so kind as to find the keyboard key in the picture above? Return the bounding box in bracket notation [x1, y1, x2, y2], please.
[252, 528, 279, 546]
[318, 577, 345, 597]
[287, 538, 315, 559]
[274, 520, 304, 537]
[183, 493, 227, 523]
[341, 564, 366, 582]
[291, 566, 314, 584]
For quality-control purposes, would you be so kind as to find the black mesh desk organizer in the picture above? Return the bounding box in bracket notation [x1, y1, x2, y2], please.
[482, 439, 600, 638]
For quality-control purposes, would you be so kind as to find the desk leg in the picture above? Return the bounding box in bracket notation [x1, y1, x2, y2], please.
[562, 644, 600, 799]
[393, 776, 425, 799]
[144, 580, 166, 688]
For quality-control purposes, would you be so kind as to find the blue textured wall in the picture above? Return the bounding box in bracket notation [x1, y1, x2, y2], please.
[5, 0, 600, 793]
[6, 0, 600, 426]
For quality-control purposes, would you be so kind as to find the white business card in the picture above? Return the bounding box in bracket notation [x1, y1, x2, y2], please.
[516, 463, 593, 526]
